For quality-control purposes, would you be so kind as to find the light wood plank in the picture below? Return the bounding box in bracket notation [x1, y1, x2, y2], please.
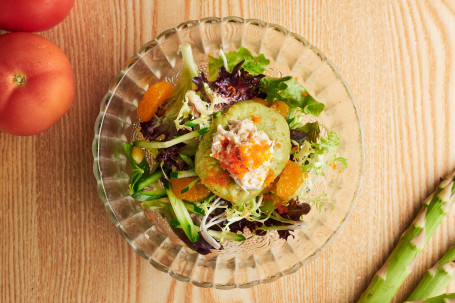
[1, 0, 455, 302]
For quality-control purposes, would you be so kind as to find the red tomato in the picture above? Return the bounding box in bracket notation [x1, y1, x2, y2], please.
[0, 32, 75, 136]
[0, 0, 75, 32]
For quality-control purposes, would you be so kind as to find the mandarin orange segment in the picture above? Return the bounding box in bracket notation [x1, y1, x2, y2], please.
[276, 160, 303, 197]
[170, 177, 211, 202]
[137, 81, 173, 122]
[250, 98, 271, 107]
[269, 101, 289, 119]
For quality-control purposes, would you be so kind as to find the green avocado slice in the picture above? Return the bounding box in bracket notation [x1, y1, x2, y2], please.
[195, 101, 291, 205]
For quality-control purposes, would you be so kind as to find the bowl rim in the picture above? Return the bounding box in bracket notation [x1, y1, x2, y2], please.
[92, 16, 365, 289]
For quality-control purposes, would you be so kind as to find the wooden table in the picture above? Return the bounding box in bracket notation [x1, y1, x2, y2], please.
[2, 1, 455, 302]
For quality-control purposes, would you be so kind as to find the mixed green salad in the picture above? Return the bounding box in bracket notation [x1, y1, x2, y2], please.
[124, 45, 346, 254]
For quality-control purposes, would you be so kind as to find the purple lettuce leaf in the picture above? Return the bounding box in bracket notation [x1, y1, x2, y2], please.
[155, 144, 189, 171]
[140, 116, 177, 141]
[290, 129, 309, 143]
[139, 116, 189, 170]
[192, 61, 266, 111]
[174, 229, 216, 255]
[283, 198, 311, 221]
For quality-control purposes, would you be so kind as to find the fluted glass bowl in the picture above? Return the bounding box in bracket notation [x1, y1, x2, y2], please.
[92, 17, 364, 288]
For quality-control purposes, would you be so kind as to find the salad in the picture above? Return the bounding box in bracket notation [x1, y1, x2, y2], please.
[124, 45, 346, 255]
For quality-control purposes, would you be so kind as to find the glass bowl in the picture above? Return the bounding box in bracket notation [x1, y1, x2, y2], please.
[92, 17, 364, 288]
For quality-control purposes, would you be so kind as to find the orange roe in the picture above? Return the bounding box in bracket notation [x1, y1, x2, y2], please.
[215, 137, 272, 180]
[263, 170, 275, 187]
[205, 170, 232, 187]
[238, 142, 272, 171]
[251, 114, 262, 123]
[218, 141, 249, 179]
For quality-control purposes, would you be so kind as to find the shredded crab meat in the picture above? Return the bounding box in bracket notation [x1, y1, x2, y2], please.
[211, 119, 274, 190]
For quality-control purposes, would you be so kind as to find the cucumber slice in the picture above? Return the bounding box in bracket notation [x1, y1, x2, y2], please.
[181, 177, 200, 194]
[165, 183, 199, 242]
[132, 189, 167, 201]
[170, 169, 197, 179]
[134, 128, 209, 149]
[136, 171, 163, 191]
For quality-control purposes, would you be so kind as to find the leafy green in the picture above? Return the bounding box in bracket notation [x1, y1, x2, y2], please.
[123, 144, 150, 193]
[300, 193, 333, 213]
[259, 199, 275, 214]
[331, 156, 347, 168]
[300, 122, 320, 143]
[313, 131, 341, 154]
[260, 76, 325, 116]
[157, 44, 199, 118]
[208, 47, 270, 80]
[293, 131, 347, 176]
[289, 120, 320, 146]
[175, 91, 212, 131]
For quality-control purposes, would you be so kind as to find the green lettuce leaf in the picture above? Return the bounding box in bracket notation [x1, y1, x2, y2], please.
[123, 143, 150, 193]
[288, 108, 321, 142]
[157, 44, 199, 119]
[208, 47, 270, 80]
[260, 76, 325, 117]
[293, 131, 346, 176]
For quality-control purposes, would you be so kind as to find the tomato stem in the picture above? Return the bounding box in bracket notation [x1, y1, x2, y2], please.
[13, 74, 26, 86]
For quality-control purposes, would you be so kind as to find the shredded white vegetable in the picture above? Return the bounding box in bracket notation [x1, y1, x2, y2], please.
[219, 49, 228, 70]
[200, 197, 223, 249]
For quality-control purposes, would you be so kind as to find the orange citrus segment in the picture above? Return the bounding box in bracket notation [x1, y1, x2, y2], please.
[170, 177, 211, 202]
[137, 81, 173, 122]
[269, 101, 289, 119]
[276, 160, 303, 197]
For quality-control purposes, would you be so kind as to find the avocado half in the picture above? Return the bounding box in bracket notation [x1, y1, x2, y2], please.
[195, 101, 291, 205]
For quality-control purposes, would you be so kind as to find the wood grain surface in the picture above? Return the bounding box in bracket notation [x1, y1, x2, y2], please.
[1, 1, 455, 302]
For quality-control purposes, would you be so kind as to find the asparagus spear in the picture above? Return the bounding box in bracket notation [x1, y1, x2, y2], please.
[407, 244, 455, 301]
[358, 171, 455, 303]
[405, 293, 455, 303]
